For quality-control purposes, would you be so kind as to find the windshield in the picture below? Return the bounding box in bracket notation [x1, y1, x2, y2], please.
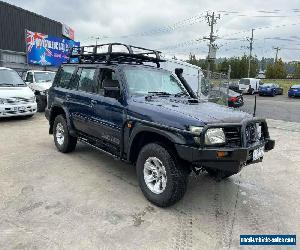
[239, 79, 250, 85]
[34, 72, 55, 83]
[291, 85, 300, 89]
[0, 69, 26, 87]
[124, 68, 189, 96]
[263, 83, 274, 87]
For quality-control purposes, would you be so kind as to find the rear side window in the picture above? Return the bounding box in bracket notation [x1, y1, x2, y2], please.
[78, 68, 97, 93]
[56, 66, 76, 88]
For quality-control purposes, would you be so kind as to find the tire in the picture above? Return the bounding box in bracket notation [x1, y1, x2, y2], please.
[272, 90, 275, 97]
[53, 114, 77, 153]
[136, 143, 189, 207]
[36, 95, 46, 112]
[205, 168, 235, 181]
[23, 114, 34, 119]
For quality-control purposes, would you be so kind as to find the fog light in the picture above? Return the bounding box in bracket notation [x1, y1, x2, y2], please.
[216, 151, 228, 158]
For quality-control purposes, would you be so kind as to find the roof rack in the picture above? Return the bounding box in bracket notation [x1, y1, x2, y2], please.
[68, 43, 165, 68]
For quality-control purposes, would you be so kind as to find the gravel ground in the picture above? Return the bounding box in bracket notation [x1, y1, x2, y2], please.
[0, 113, 299, 250]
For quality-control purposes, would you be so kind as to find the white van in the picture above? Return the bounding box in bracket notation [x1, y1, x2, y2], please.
[238, 78, 263, 94]
[159, 58, 205, 98]
[0, 67, 37, 118]
[24, 70, 56, 112]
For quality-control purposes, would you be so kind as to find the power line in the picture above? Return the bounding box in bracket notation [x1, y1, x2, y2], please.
[87, 12, 207, 41]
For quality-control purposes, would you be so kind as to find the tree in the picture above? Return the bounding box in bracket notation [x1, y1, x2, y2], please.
[265, 59, 287, 79]
[265, 64, 275, 78]
[293, 63, 300, 78]
[186, 54, 259, 79]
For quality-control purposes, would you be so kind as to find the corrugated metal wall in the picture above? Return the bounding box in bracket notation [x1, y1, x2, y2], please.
[0, 1, 62, 53]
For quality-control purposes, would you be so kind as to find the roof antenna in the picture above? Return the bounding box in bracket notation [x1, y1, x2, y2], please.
[253, 81, 257, 117]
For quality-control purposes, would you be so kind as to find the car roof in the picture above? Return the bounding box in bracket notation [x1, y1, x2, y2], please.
[240, 78, 258, 80]
[292, 84, 300, 88]
[62, 62, 170, 72]
[27, 70, 55, 73]
[0, 67, 14, 71]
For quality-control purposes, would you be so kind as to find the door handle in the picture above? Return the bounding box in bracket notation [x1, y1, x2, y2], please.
[90, 100, 97, 105]
[66, 94, 71, 100]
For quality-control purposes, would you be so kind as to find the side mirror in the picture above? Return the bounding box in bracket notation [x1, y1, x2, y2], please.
[104, 86, 120, 99]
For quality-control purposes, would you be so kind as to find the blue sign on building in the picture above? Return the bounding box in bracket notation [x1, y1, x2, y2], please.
[26, 29, 80, 66]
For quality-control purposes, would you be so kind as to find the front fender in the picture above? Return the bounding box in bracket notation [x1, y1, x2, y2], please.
[125, 120, 193, 161]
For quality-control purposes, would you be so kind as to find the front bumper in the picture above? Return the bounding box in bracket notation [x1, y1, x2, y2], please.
[0, 102, 37, 117]
[288, 91, 300, 97]
[175, 139, 275, 173]
[259, 90, 273, 95]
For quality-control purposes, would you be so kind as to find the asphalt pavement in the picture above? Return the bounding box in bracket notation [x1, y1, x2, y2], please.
[239, 94, 300, 122]
[0, 114, 299, 249]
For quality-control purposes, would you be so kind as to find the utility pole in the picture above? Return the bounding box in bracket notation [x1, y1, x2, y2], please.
[247, 29, 254, 78]
[90, 36, 101, 46]
[273, 46, 281, 63]
[203, 12, 220, 79]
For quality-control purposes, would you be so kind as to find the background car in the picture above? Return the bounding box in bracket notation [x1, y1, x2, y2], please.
[24, 70, 56, 112]
[238, 78, 262, 95]
[288, 84, 300, 98]
[221, 81, 240, 93]
[0, 67, 37, 118]
[259, 83, 283, 96]
[208, 87, 244, 108]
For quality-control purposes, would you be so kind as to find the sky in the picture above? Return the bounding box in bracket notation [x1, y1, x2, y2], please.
[4, 0, 300, 61]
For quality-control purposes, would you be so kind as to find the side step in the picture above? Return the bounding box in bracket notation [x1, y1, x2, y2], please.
[78, 137, 120, 159]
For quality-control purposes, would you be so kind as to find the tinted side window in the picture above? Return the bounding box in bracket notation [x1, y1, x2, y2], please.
[101, 69, 119, 88]
[78, 68, 97, 93]
[56, 66, 76, 88]
[26, 72, 33, 83]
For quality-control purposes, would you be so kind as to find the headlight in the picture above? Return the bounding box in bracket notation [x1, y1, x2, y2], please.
[205, 128, 225, 145]
[189, 126, 203, 135]
[29, 96, 36, 102]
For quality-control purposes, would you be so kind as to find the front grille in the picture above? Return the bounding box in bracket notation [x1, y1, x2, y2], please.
[224, 126, 241, 147]
[6, 97, 32, 104]
[222, 121, 265, 148]
[245, 122, 264, 146]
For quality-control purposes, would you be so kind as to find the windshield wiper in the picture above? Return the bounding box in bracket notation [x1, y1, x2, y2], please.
[145, 91, 171, 100]
[174, 91, 189, 97]
[147, 91, 171, 96]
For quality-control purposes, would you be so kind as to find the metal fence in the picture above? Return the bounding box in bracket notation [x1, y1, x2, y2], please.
[200, 70, 230, 106]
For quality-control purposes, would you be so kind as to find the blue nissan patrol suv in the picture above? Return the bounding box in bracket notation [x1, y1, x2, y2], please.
[45, 43, 275, 207]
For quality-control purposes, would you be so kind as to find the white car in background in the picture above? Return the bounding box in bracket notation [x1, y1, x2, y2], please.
[24, 70, 56, 112]
[0, 67, 37, 118]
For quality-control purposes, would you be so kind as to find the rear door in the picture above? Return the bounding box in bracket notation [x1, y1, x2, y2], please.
[67, 66, 100, 135]
[52, 65, 77, 108]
